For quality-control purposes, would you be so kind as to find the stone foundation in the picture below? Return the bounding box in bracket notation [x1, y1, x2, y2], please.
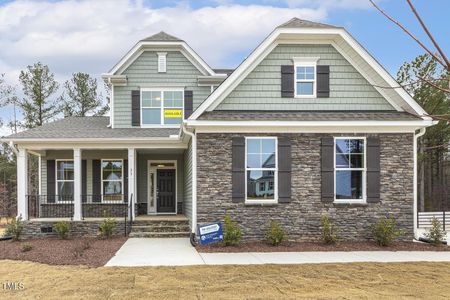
[196, 133, 414, 241]
[22, 219, 127, 238]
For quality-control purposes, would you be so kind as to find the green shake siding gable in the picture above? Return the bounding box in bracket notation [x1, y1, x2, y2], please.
[113, 51, 212, 128]
[217, 44, 394, 111]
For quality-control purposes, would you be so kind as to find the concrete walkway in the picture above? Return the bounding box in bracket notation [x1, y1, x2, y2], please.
[105, 238, 450, 267]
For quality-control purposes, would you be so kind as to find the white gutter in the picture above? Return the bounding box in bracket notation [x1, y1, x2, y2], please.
[182, 123, 197, 238]
[413, 127, 426, 239]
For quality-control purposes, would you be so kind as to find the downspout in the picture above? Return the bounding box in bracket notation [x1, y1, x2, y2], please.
[414, 127, 426, 239]
[182, 123, 197, 245]
[107, 78, 113, 128]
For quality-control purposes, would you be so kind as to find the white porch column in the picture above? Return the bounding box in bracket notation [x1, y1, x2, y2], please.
[73, 148, 82, 221]
[128, 148, 136, 219]
[17, 148, 28, 220]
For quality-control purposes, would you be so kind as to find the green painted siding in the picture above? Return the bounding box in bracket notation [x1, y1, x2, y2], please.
[114, 51, 211, 128]
[217, 44, 394, 111]
[183, 141, 193, 226]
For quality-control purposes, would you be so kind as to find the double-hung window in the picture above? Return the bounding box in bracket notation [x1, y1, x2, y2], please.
[293, 57, 318, 98]
[102, 160, 123, 202]
[334, 138, 366, 202]
[56, 160, 74, 202]
[141, 89, 183, 126]
[245, 137, 277, 202]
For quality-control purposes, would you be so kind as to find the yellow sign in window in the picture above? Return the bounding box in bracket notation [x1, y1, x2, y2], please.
[164, 109, 182, 118]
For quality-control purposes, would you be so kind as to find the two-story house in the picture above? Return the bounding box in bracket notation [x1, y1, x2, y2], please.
[3, 18, 435, 240]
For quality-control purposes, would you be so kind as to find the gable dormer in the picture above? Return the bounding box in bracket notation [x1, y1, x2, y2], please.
[102, 31, 227, 128]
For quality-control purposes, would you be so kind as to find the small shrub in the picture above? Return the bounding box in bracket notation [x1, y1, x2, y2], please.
[425, 217, 446, 246]
[266, 220, 287, 246]
[5, 216, 24, 241]
[371, 216, 404, 246]
[73, 241, 91, 258]
[223, 214, 242, 246]
[54, 221, 70, 239]
[99, 218, 117, 239]
[21, 243, 33, 252]
[321, 214, 339, 244]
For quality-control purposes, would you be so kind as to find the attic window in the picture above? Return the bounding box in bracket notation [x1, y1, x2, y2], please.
[292, 57, 319, 98]
[158, 52, 167, 73]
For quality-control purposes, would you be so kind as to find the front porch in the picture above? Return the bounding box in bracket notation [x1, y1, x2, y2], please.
[17, 146, 192, 223]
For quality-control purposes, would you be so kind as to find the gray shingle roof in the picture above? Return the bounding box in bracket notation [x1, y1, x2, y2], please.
[198, 111, 422, 121]
[141, 31, 183, 42]
[4, 117, 180, 139]
[277, 18, 338, 29]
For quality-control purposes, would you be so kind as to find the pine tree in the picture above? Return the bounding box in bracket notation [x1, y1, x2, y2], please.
[18, 62, 60, 128]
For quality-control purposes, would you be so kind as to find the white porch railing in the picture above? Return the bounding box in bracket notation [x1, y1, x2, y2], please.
[418, 211, 450, 230]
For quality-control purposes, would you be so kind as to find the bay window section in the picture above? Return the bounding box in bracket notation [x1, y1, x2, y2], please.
[56, 160, 74, 202]
[102, 160, 123, 202]
[141, 89, 183, 126]
[335, 138, 365, 202]
[246, 137, 277, 202]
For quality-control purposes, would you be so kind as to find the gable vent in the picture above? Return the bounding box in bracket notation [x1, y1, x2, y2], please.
[158, 52, 167, 73]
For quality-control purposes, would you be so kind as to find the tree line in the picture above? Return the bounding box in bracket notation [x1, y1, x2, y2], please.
[0, 62, 109, 216]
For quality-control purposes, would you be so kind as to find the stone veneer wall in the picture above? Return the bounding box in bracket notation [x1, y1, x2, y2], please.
[22, 220, 126, 238]
[196, 133, 414, 241]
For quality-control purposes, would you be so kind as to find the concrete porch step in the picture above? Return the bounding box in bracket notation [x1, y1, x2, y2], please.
[132, 225, 191, 233]
[129, 231, 190, 238]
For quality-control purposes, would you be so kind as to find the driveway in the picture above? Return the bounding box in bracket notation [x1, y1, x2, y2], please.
[106, 238, 450, 267]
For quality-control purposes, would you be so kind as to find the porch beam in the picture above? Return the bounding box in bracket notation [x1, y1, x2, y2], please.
[128, 148, 136, 219]
[73, 148, 82, 221]
[17, 148, 28, 220]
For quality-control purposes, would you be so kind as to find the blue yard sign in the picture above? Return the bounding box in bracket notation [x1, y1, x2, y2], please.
[198, 222, 223, 245]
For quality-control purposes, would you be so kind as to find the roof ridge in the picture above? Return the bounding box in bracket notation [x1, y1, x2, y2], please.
[277, 17, 338, 29]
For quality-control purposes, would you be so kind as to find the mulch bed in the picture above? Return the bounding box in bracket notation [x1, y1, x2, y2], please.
[0, 236, 127, 267]
[197, 241, 450, 252]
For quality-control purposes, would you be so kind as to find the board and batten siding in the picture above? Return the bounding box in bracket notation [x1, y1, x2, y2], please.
[217, 44, 394, 111]
[183, 141, 193, 226]
[114, 51, 212, 128]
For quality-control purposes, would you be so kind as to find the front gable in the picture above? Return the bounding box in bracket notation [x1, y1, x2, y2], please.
[217, 44, 394, 111]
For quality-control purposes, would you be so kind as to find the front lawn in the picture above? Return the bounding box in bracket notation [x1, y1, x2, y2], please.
[0, 237, 127, 267]
[0, 261, 450, 299]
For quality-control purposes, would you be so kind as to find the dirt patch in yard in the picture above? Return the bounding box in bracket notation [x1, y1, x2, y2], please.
[1, 261, 450, 299]
[197, 240, 450, 252]
[0, 237, 127, 267]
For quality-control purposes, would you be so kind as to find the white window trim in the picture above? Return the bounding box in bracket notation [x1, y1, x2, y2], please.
[140, 88, 184, 128]
[333, 137, 367, 203]
[293, 57, 319, 99]
[157, 52, 167, 73]
[101, 159, 124, 203]
[55, 159, 74, 203]
[245, 137, 278, 204]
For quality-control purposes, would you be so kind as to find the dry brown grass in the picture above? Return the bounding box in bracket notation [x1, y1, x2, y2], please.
[0, 260, 450, 299]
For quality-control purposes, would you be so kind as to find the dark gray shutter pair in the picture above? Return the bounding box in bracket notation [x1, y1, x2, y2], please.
[47, 159, 86, 203]
[232, 137, 292, 203]
[281, 65, 330, 98]
[131, 90, 194, 125]
[321, 137, 380, 203]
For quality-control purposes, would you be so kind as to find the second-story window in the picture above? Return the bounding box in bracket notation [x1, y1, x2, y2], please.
[141, 89, 184, 126]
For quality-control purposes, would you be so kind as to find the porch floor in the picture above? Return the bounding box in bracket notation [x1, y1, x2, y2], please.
[134, 215, 188, 221]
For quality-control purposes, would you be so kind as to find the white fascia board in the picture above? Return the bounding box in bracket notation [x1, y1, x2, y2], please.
[189, 27, 429, 120]
[186, 119, 436, 133]
[104, 41, 216, 77]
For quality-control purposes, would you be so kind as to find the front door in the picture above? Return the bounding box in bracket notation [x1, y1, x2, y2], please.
[157, 169, 176, 213]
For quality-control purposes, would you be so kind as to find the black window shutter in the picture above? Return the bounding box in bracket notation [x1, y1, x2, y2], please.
[123, 159, 128, 203]
[232, 137, 245, 203]
[278, 137, 292, 203]
[281, 65, 294, 98]
[366, 137, 381, 203]
[82, 160, 87, 203]
[92, 159, 101, 202]
[184, 90, 193, 119]
[131, 90, 140, 126]
[321, 137, 334, 203]
[46, 160, 56, 203]
[317, 65, 330, 98]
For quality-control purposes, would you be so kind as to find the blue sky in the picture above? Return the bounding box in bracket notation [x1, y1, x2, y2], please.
[0, 0, 449, 134]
